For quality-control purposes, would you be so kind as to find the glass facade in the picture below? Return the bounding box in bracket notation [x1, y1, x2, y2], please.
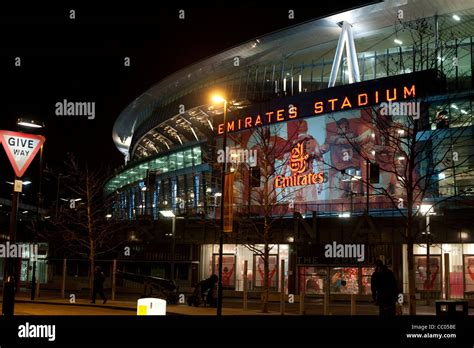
[403, 244, 474, 299]
[200, 244, 289, 292]
[106, 145, 211, 219]
[298, 266, 374, 295]
[105, 145, 202, 193]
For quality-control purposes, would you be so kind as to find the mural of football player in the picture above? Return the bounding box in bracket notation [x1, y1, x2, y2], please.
[372, 110, 409, 198]
[321, 115, 372, 200]
[247, 125, 289, 206]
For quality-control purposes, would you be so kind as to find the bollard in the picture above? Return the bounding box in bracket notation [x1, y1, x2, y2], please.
[243, 260, 248, 311]
[299, 291, 305, 315]
[280, 260, 285, 315]
[444, 253, 450, 300]
[324, 292, 329, 315]
[112, 259, 117, 301]
[350, 294, 356, 315]
[36, 281, 40, 299]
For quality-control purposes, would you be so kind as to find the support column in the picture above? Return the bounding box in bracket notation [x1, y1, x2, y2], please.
[299, 290, 305, 315]
[351, 294, 356, 315]
[444, 253, 450, 300]
[328, 21, 361, 87]
[243, 260, 248, 311]
[280, 259, 285, 315]
[112, 259, 117, 301]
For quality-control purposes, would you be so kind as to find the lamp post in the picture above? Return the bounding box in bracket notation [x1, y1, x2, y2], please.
[212, 94, 227, 316]
[16, 118, 45, 301]
[160, 210, 176, 283]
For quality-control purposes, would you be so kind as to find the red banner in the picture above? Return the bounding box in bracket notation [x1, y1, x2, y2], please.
[223, 172, 234, 232]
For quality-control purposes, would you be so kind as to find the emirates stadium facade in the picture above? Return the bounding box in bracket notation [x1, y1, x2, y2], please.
[108, 0, 474, 299]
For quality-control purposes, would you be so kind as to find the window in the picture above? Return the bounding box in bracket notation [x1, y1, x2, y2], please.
[361, 267, 375, 295]
[330, 267, 359, 294]
[298, 267, 327, 294]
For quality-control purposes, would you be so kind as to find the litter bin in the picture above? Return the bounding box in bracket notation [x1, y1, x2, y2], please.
[435, 300, 468, 316]
[137, 298, 166, 316]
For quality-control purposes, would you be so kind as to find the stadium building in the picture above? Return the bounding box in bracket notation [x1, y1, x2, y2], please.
[108, 0, 474, 299]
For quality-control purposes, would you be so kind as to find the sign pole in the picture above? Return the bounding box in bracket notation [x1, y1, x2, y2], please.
[2, 176, 20, 316]
[0, 130, 45, 316]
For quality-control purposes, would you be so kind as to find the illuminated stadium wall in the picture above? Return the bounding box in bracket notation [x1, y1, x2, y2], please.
[107, 1, 474, 293]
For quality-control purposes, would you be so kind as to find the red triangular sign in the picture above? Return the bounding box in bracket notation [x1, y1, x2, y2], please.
[0, 130, 45, 178]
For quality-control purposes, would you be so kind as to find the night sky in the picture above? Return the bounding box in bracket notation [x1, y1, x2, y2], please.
[0, 2, 375, 205]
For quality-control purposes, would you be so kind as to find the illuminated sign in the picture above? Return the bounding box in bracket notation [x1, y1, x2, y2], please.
[217, 105, 298, 135]
[216, 69, 444, 135]
[312, 84, 415, 114]
[275, 142, 324, 189]
[289, 142, 308, 174]
[218, 85, 414, 135]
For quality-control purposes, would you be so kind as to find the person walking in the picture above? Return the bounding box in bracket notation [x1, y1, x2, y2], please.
[91, 266, 107, 304]
[371, 259, 398, 315]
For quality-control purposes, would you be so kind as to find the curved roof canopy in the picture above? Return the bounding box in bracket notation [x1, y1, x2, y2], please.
[112, 0, 474, 158]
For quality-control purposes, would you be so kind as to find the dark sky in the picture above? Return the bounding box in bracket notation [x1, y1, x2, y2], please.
[0, 2, 376, 204]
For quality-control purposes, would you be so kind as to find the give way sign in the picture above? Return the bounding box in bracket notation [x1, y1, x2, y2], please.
[0, 130, 45, 178]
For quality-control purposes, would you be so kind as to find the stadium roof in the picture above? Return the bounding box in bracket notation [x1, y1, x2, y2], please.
[112, 0, 474, 158]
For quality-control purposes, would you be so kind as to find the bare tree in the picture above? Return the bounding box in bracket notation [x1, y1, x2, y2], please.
[230, 122, 309, 312]
[48, 155, 130, 294]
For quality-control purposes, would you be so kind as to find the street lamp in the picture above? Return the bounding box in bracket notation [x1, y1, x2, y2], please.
[17, 118, 45, 301]
[211, 93, 227, 316]
[420, 204, 434, 215]
[211, 95, 226, 104]
[17, 118, 45, 129]
[6, 180, 32, 186]
[160, 210, 176, 283]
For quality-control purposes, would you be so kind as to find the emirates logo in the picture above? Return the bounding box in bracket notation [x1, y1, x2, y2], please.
[275, 141, 324, 189]
[289, 142, 309, 174]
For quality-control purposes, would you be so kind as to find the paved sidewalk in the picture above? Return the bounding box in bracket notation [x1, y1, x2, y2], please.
[11, 294, 293, 315]
[5, 292, 472, 315]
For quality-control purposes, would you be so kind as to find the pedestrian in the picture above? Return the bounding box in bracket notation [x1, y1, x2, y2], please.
[187, 274, 218, 307]
[370, 259, 398, 315]
[91, 266, 107, 304]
